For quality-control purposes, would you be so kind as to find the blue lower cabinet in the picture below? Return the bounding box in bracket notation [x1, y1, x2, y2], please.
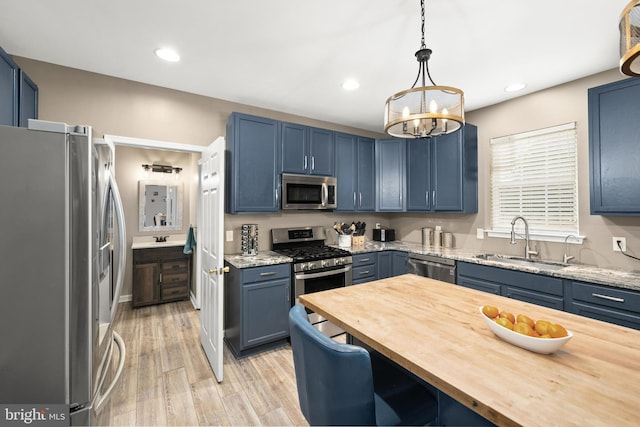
[569, 280, 640, 330]
[224, 263, 290, 357]
[438, 391, 496, 427]
[456, 262, 564, 309]
[351, 252, 377, 284]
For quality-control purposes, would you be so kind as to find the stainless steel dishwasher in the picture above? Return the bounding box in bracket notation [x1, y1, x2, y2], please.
[407, 253, 456, 283]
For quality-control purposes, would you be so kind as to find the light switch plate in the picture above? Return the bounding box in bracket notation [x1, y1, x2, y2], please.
[226, 230, 234, 242]
[477, 228, 484, 239]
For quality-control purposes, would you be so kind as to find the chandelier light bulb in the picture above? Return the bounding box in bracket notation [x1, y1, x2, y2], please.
[402, 106, 411, 118]
[429, 99, 438, 114]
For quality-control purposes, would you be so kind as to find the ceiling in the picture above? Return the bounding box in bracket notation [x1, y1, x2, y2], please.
[0, 0, 630, 133]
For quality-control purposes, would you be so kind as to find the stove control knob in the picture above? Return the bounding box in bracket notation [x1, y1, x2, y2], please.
[306, 262, 315, 271]
[321, 259, 330, 268]
[334, 258, 343, 266]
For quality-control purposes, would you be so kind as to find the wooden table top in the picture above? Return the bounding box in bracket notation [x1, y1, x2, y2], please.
[299, 274, 640, 427]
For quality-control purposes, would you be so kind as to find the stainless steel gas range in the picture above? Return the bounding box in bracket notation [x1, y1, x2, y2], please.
[272, 226, 352, 338]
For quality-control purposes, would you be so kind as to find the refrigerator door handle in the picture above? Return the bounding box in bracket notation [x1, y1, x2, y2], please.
[108, 172, 127, 323]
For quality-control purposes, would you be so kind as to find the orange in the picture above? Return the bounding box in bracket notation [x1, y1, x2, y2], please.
[495, 317, 514, 330]
[513, 322, 534, 336]
[534, 320, 552, 335]
[548, 323, 568, 338]
[499, 311, 516, 324]
[482, 305, 499, 318]
[516, 314, 535, 328]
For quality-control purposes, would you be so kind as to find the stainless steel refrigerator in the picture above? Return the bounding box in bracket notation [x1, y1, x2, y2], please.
[0, 120, 126, 425]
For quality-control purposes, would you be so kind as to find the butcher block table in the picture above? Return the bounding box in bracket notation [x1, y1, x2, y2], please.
[299, 274, 640, 427]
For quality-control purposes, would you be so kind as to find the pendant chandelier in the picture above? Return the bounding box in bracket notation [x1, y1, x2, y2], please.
[384, 0, 464, 138]
[620, 0, 640, 77]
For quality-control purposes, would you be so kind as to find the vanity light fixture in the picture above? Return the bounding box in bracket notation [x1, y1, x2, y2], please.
[383, 0, 464, 138]
[142, 163, 182, 174]
[620, 0, 640, 77]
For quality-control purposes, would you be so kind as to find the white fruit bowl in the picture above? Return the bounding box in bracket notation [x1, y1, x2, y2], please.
[479, 306, 573, 354]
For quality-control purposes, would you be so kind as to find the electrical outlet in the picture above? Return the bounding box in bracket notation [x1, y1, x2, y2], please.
[375, 223, 381, 229]
[613, 237, 626, 252]
[226, 230, 234, 242]
[476, 228, 485, 239]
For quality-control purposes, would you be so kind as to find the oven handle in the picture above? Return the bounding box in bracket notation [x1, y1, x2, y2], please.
[295, 265, 352, 280]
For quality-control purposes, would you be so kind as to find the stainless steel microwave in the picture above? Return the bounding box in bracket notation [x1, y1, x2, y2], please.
[281, 173, 337, 210]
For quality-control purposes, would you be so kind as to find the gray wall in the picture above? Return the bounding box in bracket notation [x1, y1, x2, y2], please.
[15, 57, 640, 299]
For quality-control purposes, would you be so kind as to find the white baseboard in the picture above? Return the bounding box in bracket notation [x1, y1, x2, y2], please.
[119, 294, 133, 303]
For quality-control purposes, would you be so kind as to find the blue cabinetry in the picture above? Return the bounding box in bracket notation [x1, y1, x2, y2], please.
[406, 124, 478, 212]
[335, 133, 375, 211]
[281, 122, 334, 176]
[570, 281, 640, 330]
[224, 262, 291, 357]
[378, 251, 408, 279]
[226, 113, 280, 213]
[376, 138, 406, 211]
[588, 78, 640, 215]
[457, 262, 564, 310]
[0, 46, 37, 127]
[352, 252, 377, 284]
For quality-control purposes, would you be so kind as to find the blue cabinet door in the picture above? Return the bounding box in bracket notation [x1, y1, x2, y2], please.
[406, 138, 431, 210]
[18, 70, 37, 127]
[432, 131, 464, 211]
[357, 137, 375, 211]
[309, 127, 334, 176]
[226, 113, 280, 213]
[588, 78, 640, 215]
[281, 122, 308, 174]
[376, 138, 406, 211]
[0, 46, 18, 127]
[335, 132, 357, 211]
[377, 252, 392, 279]
[242, 277, 290, 348]
[392, 251, 408, 276]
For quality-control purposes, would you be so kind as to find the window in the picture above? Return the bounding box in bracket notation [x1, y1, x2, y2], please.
[489, 122, 580, 242]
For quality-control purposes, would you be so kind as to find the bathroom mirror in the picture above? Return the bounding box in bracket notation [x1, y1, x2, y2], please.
[138, 180, 183, 232]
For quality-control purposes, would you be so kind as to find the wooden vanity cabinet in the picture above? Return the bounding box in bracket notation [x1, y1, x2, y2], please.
[133, 246, 191, 307]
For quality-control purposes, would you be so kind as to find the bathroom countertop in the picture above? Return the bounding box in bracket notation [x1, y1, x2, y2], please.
[131, 234, 187, 250]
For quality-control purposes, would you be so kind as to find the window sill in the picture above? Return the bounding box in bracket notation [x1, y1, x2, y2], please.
[486, 230, 585, 244]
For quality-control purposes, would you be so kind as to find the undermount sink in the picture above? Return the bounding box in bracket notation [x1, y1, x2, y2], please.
[474, 253, 569, 271]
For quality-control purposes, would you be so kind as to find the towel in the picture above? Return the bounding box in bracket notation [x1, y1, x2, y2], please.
[183, 226, 196, 254]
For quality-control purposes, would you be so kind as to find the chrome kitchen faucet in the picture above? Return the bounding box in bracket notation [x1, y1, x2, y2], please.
[510, 216, 538, 260]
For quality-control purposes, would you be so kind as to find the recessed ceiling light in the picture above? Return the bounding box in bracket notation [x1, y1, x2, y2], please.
[341, 79, 360, 91]
[154, 47, 180, 62]
[504, 82, 526, 93]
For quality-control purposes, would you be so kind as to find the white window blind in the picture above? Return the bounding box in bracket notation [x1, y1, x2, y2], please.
[490, 122, 578, 237]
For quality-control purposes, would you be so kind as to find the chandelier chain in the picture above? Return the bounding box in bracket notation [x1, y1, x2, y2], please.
[420, 0, 426, 49]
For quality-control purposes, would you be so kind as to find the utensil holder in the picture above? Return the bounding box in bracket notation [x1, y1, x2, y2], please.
[241, 224, 258, 256]
[352, 235, 365, 247]
[338, 234, 352, 248]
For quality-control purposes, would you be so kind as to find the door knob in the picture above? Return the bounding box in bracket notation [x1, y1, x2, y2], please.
[209, 266, 230, 275]
[208, 268, 217, 275]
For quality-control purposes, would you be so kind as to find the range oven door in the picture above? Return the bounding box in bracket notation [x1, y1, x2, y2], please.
[294, 265, 352, 338]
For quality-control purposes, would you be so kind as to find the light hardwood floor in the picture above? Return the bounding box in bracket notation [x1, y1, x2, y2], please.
[107, 301, 308, 426]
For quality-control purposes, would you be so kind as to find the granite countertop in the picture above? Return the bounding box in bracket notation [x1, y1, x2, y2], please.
[224, 241, 640, 292]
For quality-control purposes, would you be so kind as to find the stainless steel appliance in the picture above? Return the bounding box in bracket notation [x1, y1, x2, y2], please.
[407, 253, 456, 283]
[373, 227, 395, 242]
[281, 173, 337, 210]
[272, 226, 351, 337]
[0, 120, 126, 425]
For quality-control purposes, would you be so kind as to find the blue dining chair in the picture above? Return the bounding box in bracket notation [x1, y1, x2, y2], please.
[288, 305, 439, 426]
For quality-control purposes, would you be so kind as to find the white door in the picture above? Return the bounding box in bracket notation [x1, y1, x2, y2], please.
[199, 136, 225, 382]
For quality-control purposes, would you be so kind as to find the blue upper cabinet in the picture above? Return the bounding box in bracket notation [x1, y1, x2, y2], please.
[0, 46, 37, 127]
[376, 138, 406, 212]
[0, 47, 19, 126]
[226, 113, 281, 213]
[588, 78, 640, 215]
[19, 70, 38, 126]
[405, 124, 478, 213]
[281, 122, 334, 176]
[334, 133, 375, 211]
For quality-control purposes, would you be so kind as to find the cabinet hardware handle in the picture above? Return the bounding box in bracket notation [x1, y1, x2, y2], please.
[426, 191, 429, 207]
[304, 155, 308, 170]
[360, 258, 370, 262]
[359, 192, 362, 207]
[360, 270, 369, 275]
[592, 293, 625, 303]
[159, 273, 162, 283]
[260, 271, 277, 276]
[353, 192, 356, 207]
[311, 156, 315, 171]
[432, 190, 436, 206]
